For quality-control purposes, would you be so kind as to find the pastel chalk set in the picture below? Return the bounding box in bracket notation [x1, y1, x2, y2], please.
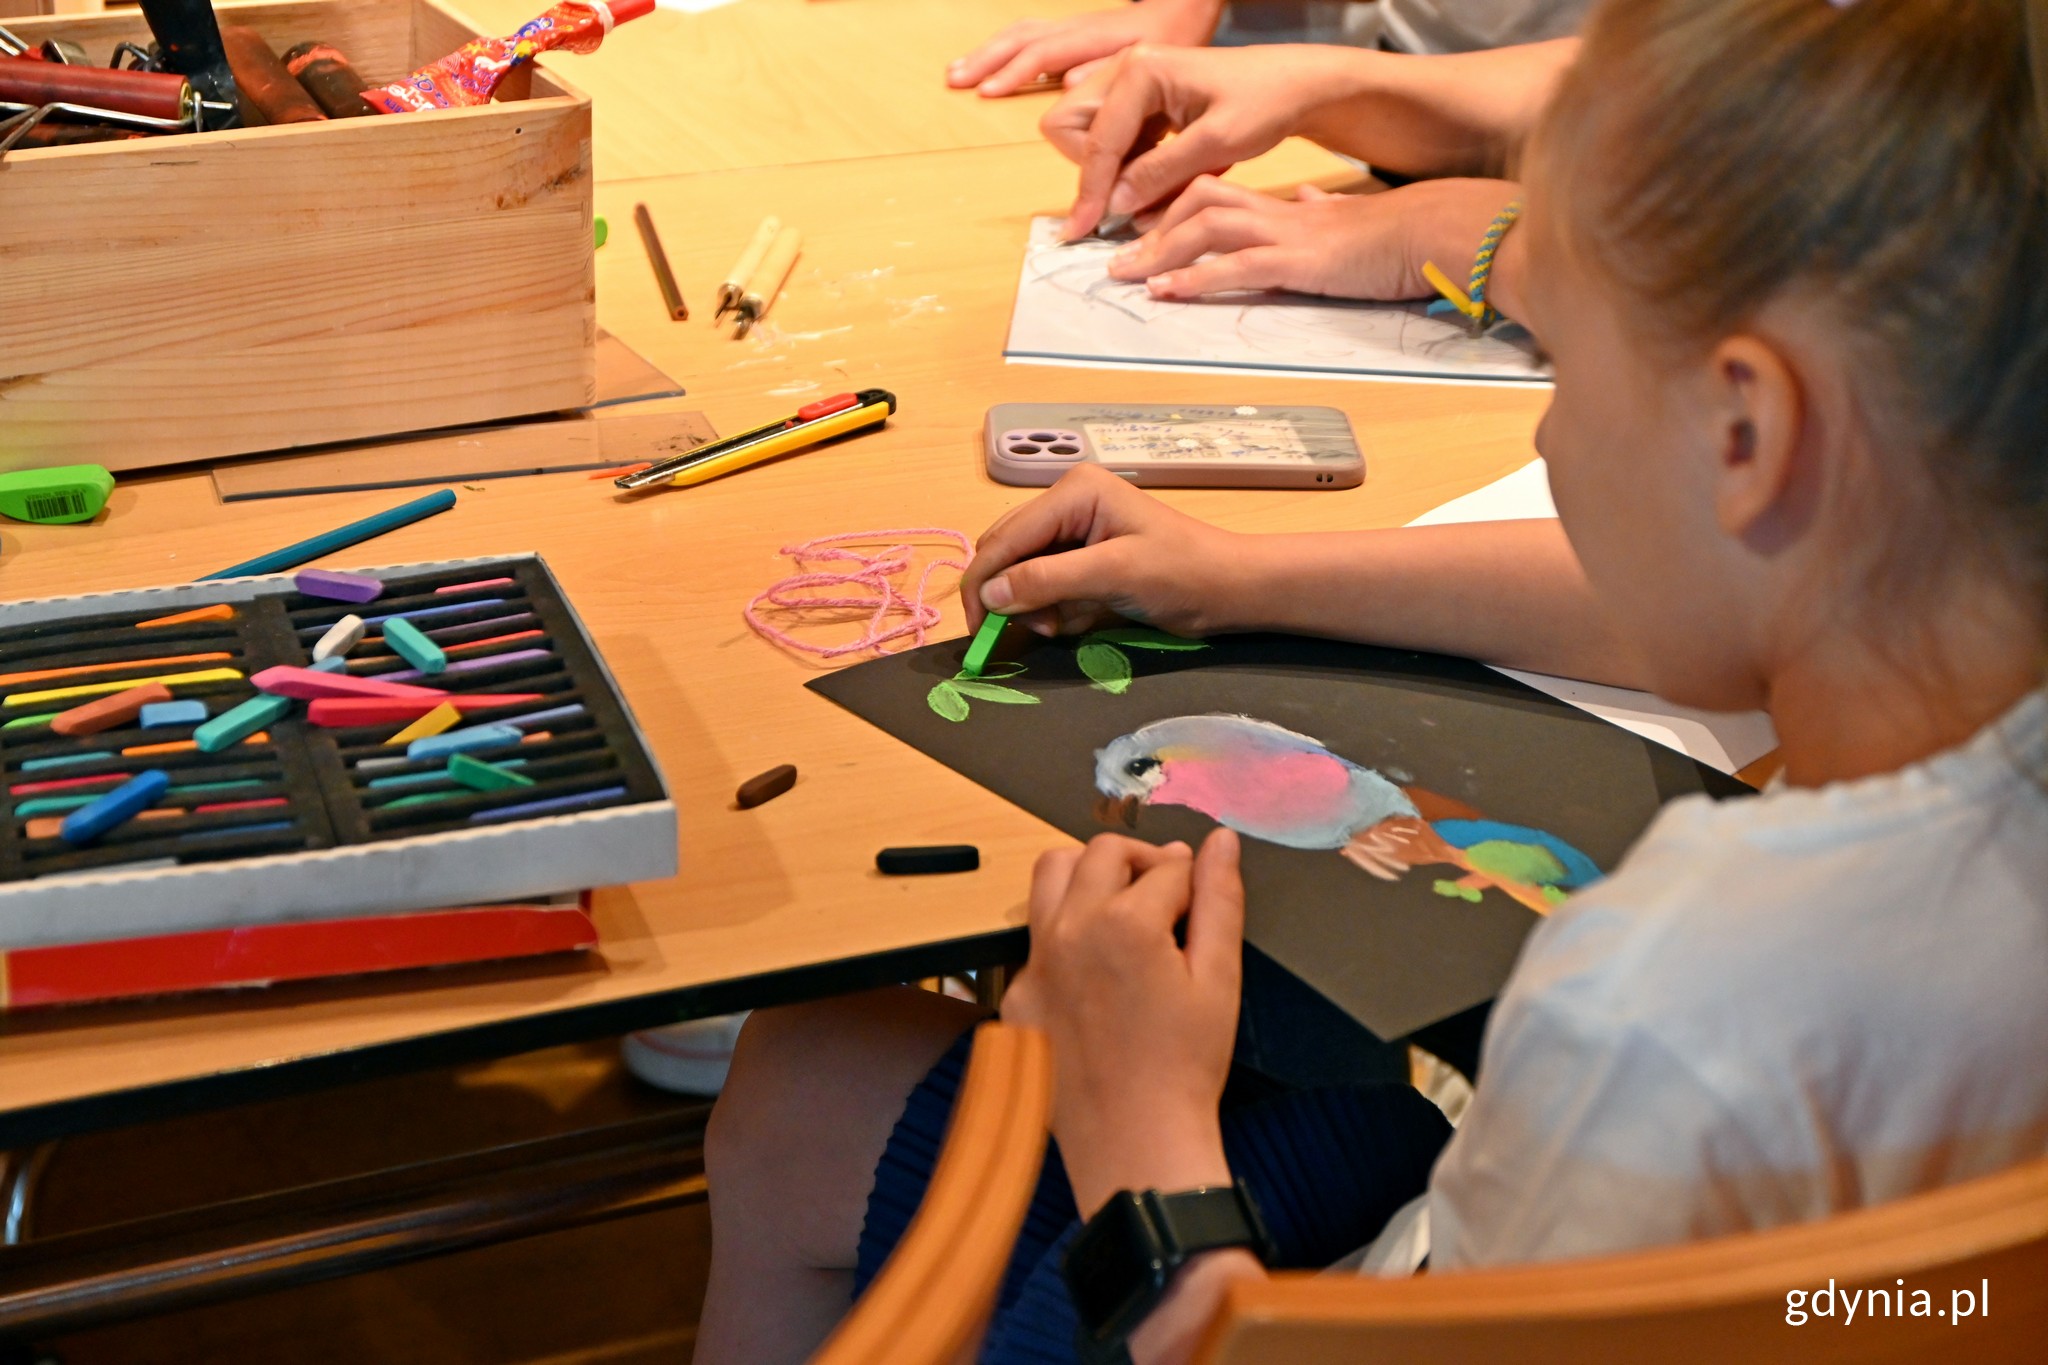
[0, 554, 675, 951]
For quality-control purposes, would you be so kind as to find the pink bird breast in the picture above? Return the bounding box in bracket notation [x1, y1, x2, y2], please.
[1151, 749, 1355, 834]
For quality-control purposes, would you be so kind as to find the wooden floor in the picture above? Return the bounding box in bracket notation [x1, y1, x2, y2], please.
[28, 1042, 709, 1364]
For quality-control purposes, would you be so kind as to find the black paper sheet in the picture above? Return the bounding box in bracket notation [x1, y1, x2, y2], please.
[810, 632, 1747, 1039]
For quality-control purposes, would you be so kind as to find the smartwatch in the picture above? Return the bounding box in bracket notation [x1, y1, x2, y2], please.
[1061, 1180, 1277, 1365]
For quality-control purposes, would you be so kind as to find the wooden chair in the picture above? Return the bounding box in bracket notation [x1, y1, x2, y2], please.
[1194, 1151, 2048, 1364]
[809, 1021, 1054, 1365]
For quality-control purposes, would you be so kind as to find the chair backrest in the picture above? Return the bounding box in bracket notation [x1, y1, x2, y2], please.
[1194, 1152, 2048, 1364]
[809, 1021, 1053, 1365]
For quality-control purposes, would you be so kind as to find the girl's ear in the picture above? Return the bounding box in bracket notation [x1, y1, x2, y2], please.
[1708, 335, 1805, 542]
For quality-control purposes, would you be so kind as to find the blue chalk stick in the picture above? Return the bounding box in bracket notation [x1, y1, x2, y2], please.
[310, 656, 350, 674]
[406, 723, 524, 762]
[194, 693, 293, 753]
[501, 703, 585, 729]
[468, 785, 628, 824]
[60, 770, 171, 845]
[181, 820, 295, 843]
[382, 617, 447, 675]
[369, 758, 528, 790]
[139, 700, 209, 729]
[361, 599, 508, 626]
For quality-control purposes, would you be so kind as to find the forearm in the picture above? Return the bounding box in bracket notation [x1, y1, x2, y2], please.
[1297, 39, 1580, 178]
[1216, 519, 1650, 689]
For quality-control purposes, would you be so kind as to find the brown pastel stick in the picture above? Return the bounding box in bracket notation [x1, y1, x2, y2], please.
[220, 25, 327, 124]
[51, 682, 174, 737]
[282, 41, 373, 119]
[736, 763, 797, 809]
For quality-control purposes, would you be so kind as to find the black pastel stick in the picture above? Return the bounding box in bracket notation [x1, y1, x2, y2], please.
[876, 845, 980, 875]
[137, 0, 245, 126]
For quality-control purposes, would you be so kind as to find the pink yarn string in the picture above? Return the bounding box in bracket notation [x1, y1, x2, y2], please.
[744, 528, 974, 660]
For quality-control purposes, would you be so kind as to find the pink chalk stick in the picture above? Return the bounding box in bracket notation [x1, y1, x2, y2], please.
[251, 666, 448, 702]
[434, 577, 516, 595]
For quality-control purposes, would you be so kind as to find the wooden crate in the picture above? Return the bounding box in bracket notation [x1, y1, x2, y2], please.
[0, 0, 595, 472]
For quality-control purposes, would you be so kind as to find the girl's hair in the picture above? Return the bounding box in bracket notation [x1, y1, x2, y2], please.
[1532, 0, 2048, 568]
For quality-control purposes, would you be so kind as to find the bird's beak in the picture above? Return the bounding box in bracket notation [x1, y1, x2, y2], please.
[1092, 793, 1141, 829]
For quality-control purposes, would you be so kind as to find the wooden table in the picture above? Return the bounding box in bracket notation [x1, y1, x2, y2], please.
[0, 9, 1549, 1146]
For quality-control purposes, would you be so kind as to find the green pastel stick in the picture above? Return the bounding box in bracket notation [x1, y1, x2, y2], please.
[383, 617, 447, 675]
[3, 713, 56, 730]
[960, 612, 1010, 679]
[448, 752, 536, 792]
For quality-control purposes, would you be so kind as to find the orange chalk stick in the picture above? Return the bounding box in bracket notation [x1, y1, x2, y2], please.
[136, 604, 236, 629]
[0, 653, 233, 689]
[122, 732, 267, 757]
[25, 809, 178, 840]
[50, 683, 175, 737]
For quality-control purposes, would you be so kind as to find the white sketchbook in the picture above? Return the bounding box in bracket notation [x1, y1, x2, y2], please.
[1004, 217, 1552, 385]
[1409, 460, 1780, 776]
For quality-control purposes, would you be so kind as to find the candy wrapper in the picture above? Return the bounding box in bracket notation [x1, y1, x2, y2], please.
[364, 0, 653, 115]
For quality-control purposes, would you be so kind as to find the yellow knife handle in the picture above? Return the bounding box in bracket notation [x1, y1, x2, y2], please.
[665, 402, 892, 488]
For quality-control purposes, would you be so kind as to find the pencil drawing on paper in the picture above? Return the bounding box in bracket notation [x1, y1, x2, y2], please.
[1092, 713, 1600, 914]
[1005, 216, 1551, 384]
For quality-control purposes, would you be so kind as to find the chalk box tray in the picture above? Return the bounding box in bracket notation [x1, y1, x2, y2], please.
[0, 554, 675, 950]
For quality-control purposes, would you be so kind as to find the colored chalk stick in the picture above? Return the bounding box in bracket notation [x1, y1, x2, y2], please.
[305, 693, 544, 727]
[469, 785, 628, 824]
[252, 665, 447, 702]
[17, 795, 101, 816]
[382, 618, 446, 675]
[193, 797, 289, 815]
[443, 630, 546, 655]
[2, 714, 55, 730]
[434, 577, 515, 594]
[501, 703, 585, 730]
[51, 682, 173, 737]
[182, 821, 294, 841]
[59, 770, 171, 845]
[387, 702, 461, 746]
[124, 732, 264, 756]
[140, 700, 210, 729]
[6, 667, 243, 708]
[448, 753, 536, 792]
[194, 693, 293, 752]
[26, 809, 179, 840]
[310, 657, 349, 674]
[362, 599, 508, 626]
[382, 791, 465, 810]
[371, 759, 528, 790]
[10, 772, 134, 796]
[312, 614, 366, 662]
[406, 724, 523, 761]
[168, 779, 266, 797]
[21, 752, 115, 772]
[136, 603, 235, 629]
[876, 845, 980, 875]
[380, 647, 552, 684]
[0, 652, 232, 689]
[295, 569, 385, 603]
[736, 764, 797, 809]
[960, 612, 1009, 679]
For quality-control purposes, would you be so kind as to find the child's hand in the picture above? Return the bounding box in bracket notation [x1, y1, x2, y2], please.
[961, 465, 1258, 638]
[1002, 830, 1244, 1218]
[948, 0, 1222, 100]
[1110, 176, 1528, 313]
[1042, 44, 1361, 240]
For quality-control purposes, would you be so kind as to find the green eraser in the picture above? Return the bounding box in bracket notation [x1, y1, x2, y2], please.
[595, 216, 609, 249]
[960, 612, 1010, 678]
[0, 465, 114, 525]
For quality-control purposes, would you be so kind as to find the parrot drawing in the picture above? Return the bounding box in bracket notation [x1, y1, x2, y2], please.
[1092, 714, 1600, 914]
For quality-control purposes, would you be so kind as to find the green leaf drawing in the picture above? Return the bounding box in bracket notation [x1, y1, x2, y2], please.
[927, 681, 971, 722]
[955, 661, 1028, 680]
[951, 680, 1040, 704]
[1087, 627, 1209, 652]
[1078, 642, 1133, 694]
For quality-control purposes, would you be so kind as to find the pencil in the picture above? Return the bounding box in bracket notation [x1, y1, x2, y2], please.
[733, 226, 803, 338]
[200, 489, 458, 580]
[634, 203, 689, 321]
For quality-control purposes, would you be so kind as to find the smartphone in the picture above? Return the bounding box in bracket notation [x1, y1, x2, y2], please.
[984, 403, 1365, 489]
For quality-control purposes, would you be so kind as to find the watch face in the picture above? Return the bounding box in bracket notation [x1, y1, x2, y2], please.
[1064, 1194, 1169, 1335]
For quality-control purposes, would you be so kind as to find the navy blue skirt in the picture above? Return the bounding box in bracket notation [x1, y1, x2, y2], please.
[853, 1028, 1451, 1364]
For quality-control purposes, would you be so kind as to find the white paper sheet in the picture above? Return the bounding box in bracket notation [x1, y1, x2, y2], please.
[1005, 218, 1553, 385]
[1408, 460, 1778, 775]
